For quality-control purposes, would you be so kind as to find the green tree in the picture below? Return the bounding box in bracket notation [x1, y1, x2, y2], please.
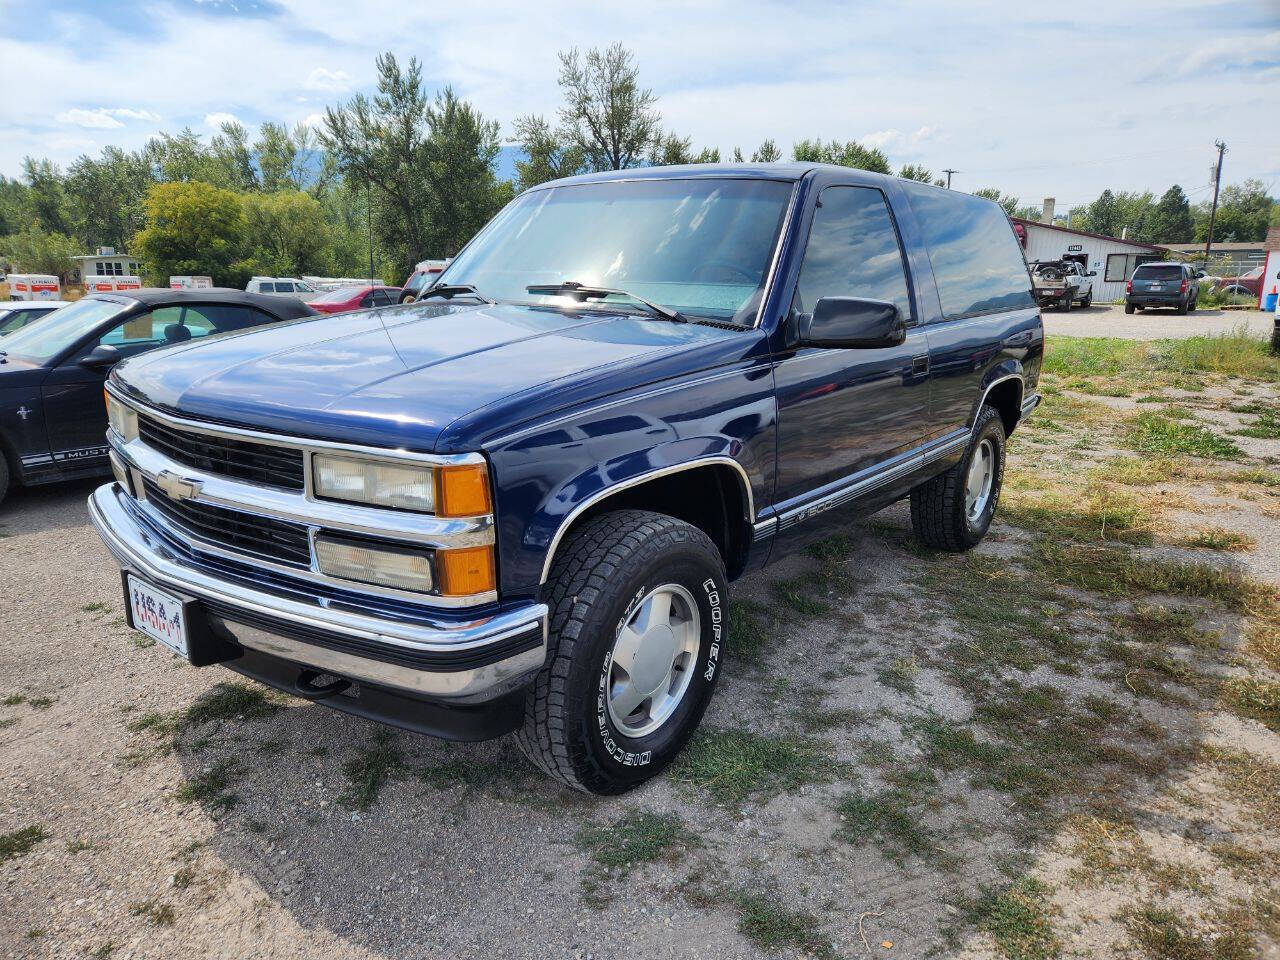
[0, 176, 28, 236]
[556, 44, 660, 171]
[242, 190, 331, 276]
[65, 146, 153, 250]
[1149, 185, 1194, 243]
[792, 139, 890, 174]
[751, 140, 781, 163]
[255, 121, 315, 191]
[322, 55, 507, 265]
[143, 129, 224, 184]
[973, 187, 1023, 217]
[647, 131, 693, 166]
[1, 225, 80, 280]
[512, 114, 583, 190]
[1082, 189, 1118, 237]
[208, 122, 258, 191]
[132, 181, 248, 285]
[898, 164, 942, 185]
[1196, 179, 1274, 242]
[21, 157, 71, 234]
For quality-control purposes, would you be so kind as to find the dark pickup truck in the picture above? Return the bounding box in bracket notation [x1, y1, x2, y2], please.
[90, 164, 1043, 794]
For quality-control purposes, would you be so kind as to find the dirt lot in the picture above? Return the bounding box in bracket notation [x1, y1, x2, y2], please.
[2, 330, 1279, 960]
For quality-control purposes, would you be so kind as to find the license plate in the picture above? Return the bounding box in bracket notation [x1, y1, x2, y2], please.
[127, 575, 189, 658]
[1150, 284, 1162, 290]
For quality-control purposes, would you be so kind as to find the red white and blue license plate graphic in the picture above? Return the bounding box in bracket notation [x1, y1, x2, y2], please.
[127, 575, 189, 658]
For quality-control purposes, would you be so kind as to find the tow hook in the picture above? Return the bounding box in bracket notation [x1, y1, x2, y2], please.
[291, 669, 353, 701]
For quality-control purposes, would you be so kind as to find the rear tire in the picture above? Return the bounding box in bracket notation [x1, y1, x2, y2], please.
[1061, 295, 1072, 312]
[1176, 298, 1188, 315]
[910, 405, 1006, 552]
[516, 509, 727, 794]
[0, 454, 9, 507]
[1124, 303, 1135, 315]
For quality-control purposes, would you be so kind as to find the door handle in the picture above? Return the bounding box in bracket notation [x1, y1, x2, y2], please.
[911, 355, 930, 375]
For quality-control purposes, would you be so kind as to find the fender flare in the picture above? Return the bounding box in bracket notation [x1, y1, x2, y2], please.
[532, 446, 756, 584]
[970, 364, 1025, 428]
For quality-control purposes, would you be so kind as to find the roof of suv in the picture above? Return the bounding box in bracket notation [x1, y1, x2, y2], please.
[535, 162, 923, 191]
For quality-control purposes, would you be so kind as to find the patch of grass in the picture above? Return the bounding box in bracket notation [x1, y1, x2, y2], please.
[171, 865, 196, 889]
[1231, 407, 1280, 439]
[1222, 676, 1280, 731]
[81, 602, 110, 613]
[672, 728, 836, 806]
[1089, 456, 1177, 486]
[180, 682, 281, 729]
[1172, 527, 1256, 552]
[340, 732, 403, 809]
[128, 900, 176, 927]
[726, 597, 772, 667]
[1204, 747, 1280, 829]
[175, 759, 239, 812]
[1002, 482, 1154, 544]
[733, 891, 836, 960]
[0, 716, 17, 729]
[1125, 904, 1255, 960]
[1246, 618, 1280, 671]
[877, 654, 919, 693]
[65, 838, 95, 853]
[127, 711, 176, 735]
[836, 788, 936, 861]
[1128, 412, 1242, 460]
[576, 811, 698, 873]
[771, 577, 831, 617]
[26, 696, 53, 709]
[1029, 542, 1271, 614]
[419, 744, 535, 796]
[1161, 327, 1280, 381]
[1116, 606, 1219, 650]
[1043, 336, 1146, 377]
[0, 825, 49, 862]
[1, 694, 27, 706]
[962, 877, 1061, 960]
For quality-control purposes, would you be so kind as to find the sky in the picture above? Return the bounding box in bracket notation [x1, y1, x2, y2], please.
[0, 0, 1277, 210]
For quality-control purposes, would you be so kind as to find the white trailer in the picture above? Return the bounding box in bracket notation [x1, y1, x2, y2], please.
[169, 276, 213, 289]
[84, 275, 142, 295]
[7, 274, 61, 301]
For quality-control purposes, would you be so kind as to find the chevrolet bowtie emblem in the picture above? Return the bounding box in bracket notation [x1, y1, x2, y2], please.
[155, 470, 202, 502]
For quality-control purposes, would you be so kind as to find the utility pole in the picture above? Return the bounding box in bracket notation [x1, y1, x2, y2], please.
[942, 168, 958, 190]
[1204, 140, 1226, 262]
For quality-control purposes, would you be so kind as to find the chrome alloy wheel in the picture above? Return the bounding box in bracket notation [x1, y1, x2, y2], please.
[606, 584, 701, 738]
[964, 438, 996, 524]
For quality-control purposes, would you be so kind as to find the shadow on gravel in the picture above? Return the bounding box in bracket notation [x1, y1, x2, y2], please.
[150, 501, 1254, 959]
[0, 477, 103, 537]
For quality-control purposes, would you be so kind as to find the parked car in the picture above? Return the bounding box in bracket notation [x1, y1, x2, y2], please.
[245, 277, 320, 302]
[0, 289, 316, 505]
[1124, 261, 1199, 314]
[89, 165, 1042, 793]
[399, 260, 449, 304]
[0, 300, 66, 336]
[309, 284, 405, 315]
[1030, 259, 1094, 311]
[1216, 265, 1264, 299]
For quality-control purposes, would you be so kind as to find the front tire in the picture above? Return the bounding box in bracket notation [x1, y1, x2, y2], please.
[910, 405, 1006, 552]
[1082, 291, 1092, 308]
[516, 510, 727, 794]
[0, 454, 9, 506]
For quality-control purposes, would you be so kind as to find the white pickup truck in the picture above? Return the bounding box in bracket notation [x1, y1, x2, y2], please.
[1030, 260, 1094, 311]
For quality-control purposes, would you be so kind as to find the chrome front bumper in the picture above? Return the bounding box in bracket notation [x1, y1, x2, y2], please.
[88, 483, 548, 700]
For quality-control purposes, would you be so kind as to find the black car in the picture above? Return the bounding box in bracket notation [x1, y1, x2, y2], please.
[0, 288, 315, 505]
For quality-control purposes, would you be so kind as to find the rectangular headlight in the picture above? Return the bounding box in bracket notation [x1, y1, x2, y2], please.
[314, 534, 434, 592]
[313, 454, 434, 513]
[105, 391, 138, 442]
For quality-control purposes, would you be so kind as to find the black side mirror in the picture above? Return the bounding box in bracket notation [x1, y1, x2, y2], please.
[79, 343, 121, 370]
[799, 297, 906, 349]
[1086, 271, 1097, 277]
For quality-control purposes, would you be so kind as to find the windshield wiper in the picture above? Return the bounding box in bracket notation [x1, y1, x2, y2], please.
[526, 281, 688, 323]
[419, 283, 495, 304]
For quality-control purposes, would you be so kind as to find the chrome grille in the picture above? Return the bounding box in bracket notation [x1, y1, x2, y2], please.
[142, 477, 312, 567]
[137, 413, 306, 491]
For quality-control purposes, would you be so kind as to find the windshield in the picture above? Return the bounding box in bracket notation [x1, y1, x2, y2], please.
[313, 285, 365, 304]
[0, 298, 126, 364]
[439, 177, 795, 325]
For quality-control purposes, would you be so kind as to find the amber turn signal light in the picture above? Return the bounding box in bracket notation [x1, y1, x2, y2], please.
[435, 463, 492, 517]
[436, 545, 496, 596]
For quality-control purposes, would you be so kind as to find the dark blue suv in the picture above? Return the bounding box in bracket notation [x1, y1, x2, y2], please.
[90, 165, 1043, 793]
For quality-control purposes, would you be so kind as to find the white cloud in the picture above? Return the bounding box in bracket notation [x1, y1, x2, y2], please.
[204, 111, 240, 130]
[57, 108, 124, 129]
[301, 113, 327, 128]
[859, 129, 901, 151]
[110, 108, 161, 122]
[303, 67, 351, 92]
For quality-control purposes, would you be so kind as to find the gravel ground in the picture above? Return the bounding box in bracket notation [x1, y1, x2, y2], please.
[1041, 303, 1275, 339]
[2, 356, 1278, 959]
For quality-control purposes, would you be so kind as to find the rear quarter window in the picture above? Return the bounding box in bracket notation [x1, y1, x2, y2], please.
[899, 181, 1034, 319]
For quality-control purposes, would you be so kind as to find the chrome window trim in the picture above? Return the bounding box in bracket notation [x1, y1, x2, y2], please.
[538, 456, 755, 584]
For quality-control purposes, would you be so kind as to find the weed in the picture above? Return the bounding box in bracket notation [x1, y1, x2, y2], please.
[1003, 482, 1154, 544]
[1222, 676, 1280, 731]
[128, 900, 176, 927]
[1128, 412, 1241, 460]
[1117, 605, 1220, 650]
[65, 838, 95, 853]
[672, 728, 836, 806]
[420, 744, 536, 796]
[127, 711, 176, 735]
[1, 694, 26, 706]
[962, 877, 1060, 960]
[1173, 527, 1256, 552]
[576, 811, 698, 873]
[1203, 747, 1280, 829]
[727, 597, 773, 667]
[771, 577, 831, 616]
[181, 682, 281, 728]
[133, 635, 156, 649]
[1089, 456, 1177, 486]
[172, 865, 196, 889]
[0, 825, 49, 862]
[836, 789, 936, 861]
[1125, 904, 1255, 960]
[1246, 618, 1280, 671]
[81, 602, 110, 613]
[877, 654, 919, 693]
[26, 696, 53, 709]
[175, 760, 239, 812]
[734, 890, 836, 960]
[340, 732, 403, 809]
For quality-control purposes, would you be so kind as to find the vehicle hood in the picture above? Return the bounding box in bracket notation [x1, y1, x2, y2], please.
[111, 301, 756, 452]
